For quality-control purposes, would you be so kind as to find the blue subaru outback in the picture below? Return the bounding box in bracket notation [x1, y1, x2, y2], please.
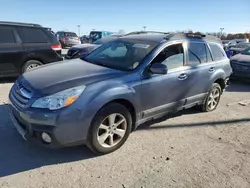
[9, 32, 232, 154]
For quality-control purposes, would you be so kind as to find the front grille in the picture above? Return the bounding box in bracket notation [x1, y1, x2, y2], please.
[10, 82, 32, 110]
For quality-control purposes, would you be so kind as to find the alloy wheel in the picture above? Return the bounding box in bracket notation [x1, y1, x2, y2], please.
[207, 88, 220, 110]
[97, 113, 127, 148]
[26, 64, 40, 71]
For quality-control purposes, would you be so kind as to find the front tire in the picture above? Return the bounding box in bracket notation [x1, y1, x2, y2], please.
[87, 103, 132, 154]
[201, 83, 222, 112]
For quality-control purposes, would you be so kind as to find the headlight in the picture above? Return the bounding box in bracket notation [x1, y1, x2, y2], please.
[32, 85, 86, 110]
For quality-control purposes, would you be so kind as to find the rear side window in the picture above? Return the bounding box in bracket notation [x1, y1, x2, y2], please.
[0, 26, 15, 44]
[16, 27, 50, 43]
[187, 42, 207, 66]
[209, 43, 225, 61]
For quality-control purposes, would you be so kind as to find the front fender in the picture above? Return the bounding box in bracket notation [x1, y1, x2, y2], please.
[78, 85, 140, 124]
[87, 86, 139, 114]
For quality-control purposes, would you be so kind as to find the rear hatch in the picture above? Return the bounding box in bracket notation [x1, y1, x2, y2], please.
[65, 32, 80, 43]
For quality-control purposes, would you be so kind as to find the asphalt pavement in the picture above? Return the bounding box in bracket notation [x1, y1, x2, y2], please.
[0, 77, 250, 188]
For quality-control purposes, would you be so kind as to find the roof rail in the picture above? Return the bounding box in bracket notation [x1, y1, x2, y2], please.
[0, 21, 42, 27]
[125, 31, 170, 36]
[185, 33, 206, 38]
[164, 32, 221, 42]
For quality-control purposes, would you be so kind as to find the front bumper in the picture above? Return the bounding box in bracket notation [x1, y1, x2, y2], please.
[231, 70, 250, 79]
[231, 63, 250, 79]
[8, 100, 92, 148]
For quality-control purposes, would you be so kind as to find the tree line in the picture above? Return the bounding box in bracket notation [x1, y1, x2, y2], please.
[187, 30, 250, 40]
[117, 29, 250, 40]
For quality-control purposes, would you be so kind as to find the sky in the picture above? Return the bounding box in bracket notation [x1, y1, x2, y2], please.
[1, 0, 250, 36]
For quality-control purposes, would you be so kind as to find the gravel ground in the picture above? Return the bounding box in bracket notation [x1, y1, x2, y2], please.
[0, 79, 250, 188]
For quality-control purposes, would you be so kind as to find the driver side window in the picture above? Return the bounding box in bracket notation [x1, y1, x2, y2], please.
[151, 43, 184, 70]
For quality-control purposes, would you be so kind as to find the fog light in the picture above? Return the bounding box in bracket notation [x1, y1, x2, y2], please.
[41, 132, 52, 144]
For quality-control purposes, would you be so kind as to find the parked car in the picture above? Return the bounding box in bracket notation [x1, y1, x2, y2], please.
[0, 21, 62, 77]
[229, 42, 250, 56]
[80, 35, 89, 44]
[55, 31, 81, 48]
[230, 47, 250, 79]
[9, 32, 232, 154]
[65, 34, 123, 59]
[89, 31, 114, 43]
[222, 40, 230, 47]
[225, 39, 249, 49]
[65, 31, 165, 59]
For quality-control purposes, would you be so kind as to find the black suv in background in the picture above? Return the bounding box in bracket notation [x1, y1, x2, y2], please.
[0, 21, 63, 77]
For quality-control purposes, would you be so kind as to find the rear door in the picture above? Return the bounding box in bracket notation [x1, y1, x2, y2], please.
[183, 41, 213, 106]
[0, 25, 23, 76]
[16, 26, 58, 64]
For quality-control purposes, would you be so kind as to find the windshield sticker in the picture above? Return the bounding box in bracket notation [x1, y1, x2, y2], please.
[133, 44, 150, 49]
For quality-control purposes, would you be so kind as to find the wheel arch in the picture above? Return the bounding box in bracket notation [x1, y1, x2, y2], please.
[214, 78, 225, 91]
[107, 99, 137, 131]
[21, 58, 44, 73]
[92, 98, 137, 132]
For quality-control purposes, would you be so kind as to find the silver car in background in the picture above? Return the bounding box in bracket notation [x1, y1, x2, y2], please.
[56, 31, 81, 48]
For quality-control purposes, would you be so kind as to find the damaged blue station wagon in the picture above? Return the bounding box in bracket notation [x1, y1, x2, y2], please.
[9, 32, 232, 154]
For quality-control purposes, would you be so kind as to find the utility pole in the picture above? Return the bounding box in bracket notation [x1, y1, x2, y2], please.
[77, 25, 81, 36]
[143, 26, 147, 31]
[220, 28, 224, 38]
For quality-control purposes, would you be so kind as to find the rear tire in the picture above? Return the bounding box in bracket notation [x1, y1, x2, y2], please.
[87, 103, 132, 154]
[200, 83, 222, 112]
[22, 60, 43, 73]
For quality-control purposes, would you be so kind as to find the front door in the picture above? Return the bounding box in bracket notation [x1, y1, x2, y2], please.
[140, 43, 190, 118]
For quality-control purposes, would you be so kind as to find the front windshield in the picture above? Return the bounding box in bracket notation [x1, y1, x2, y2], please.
[83, 39, 158, 71]
[93, 36, 118, 45]
[241, 47, 250, 55]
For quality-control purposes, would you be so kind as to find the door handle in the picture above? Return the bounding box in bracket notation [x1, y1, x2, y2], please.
[178, 73, 188, 80]
[209, 67, 215, 73]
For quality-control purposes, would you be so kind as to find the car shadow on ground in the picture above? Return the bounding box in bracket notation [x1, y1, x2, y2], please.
[137, 108, 250, 130]
[226, 79, 250, 92]
[1, 94, 250, 177]
[0, 104, 97, 177]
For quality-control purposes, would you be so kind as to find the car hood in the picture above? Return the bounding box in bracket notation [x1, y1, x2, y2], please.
[230, 54, 250, 63]
[71, 43, 100, 49]
[21, 59, 124, 96]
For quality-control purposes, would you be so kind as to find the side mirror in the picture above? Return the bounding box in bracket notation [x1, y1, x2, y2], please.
[150, 63, 168, 74]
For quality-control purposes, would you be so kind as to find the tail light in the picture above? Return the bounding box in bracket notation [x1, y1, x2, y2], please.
[63, 37, 69, 41]
[51, 44, 62, 51]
